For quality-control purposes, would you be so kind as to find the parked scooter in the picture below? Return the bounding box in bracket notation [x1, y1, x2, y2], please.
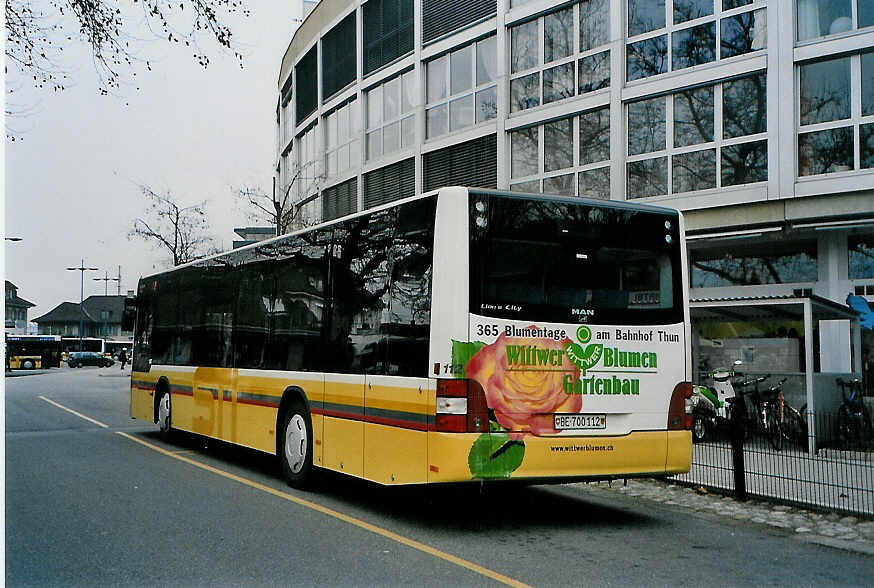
[691, 360, 743, 443]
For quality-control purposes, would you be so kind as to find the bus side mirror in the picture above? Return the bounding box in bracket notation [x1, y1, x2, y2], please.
[123, 297, 137, 332]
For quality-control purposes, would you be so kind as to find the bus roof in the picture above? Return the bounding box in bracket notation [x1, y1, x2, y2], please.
[139, 187, 681, 282]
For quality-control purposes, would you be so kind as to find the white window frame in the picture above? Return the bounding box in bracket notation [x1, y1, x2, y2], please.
[425, 34, 498, 140]
[324, 98, 361, 178]
[797, 51, 874, 177]
[625, 71, 768, 199]
[509, 104, 613, 198]
[509, 0, 613, 113]
[625, 0, 767, 82]
[366, 70, 417, 161]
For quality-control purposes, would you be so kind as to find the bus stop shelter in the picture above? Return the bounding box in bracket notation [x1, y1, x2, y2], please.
[690, 295, 862, 454]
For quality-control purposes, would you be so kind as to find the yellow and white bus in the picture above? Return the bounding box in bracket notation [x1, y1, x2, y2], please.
[6, 335, 62, 369]
[129, 187, 692, 487]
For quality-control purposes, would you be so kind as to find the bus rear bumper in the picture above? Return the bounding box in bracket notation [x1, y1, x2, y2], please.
[427, 430, 691, 483]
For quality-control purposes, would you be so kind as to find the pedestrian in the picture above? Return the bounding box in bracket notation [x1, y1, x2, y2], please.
[119, 347, 128, 370]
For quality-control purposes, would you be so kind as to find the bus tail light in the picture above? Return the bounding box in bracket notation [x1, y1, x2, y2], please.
[668, 381, 694, 430]
[434, 379, 489, 433]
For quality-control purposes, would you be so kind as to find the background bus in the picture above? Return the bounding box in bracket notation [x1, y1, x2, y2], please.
[5, 335, 62, 369]
[104, 339, 132, 360]
[129, 187, 692, 488]
[60, 337, 104, 361]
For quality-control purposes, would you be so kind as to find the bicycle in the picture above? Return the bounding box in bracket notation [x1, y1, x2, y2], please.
[835, 378, 872, 450]
[760, 376, 808, 450]
[733, 374, 783, 450]
[775, 384, 808, 450]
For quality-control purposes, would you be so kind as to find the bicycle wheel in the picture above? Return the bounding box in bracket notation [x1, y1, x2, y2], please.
[838, 406, 854, 450]
[765, 403, 782, 451]
[781, 405, 808, 449]
[861, 407, 873, 450]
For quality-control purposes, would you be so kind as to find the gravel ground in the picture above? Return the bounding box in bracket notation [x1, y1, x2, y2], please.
[578, 478, 874, 556]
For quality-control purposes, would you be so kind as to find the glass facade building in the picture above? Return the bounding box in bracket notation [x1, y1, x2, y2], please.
[276, 0, 874, 311]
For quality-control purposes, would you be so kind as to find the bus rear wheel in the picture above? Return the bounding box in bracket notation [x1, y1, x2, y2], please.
[279, 402, 313, 489]
[157, 389, 172, 439]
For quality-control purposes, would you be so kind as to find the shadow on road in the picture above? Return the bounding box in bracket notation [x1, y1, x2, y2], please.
[139, 429, 656, 533]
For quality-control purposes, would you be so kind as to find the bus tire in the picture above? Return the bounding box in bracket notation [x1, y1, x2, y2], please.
[22, 359, 34, 370]
[279, 401, 313, 489]
[156, 386, 172, 440]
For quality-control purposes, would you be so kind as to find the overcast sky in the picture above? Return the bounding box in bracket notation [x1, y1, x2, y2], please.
[4, 2, 301, 321]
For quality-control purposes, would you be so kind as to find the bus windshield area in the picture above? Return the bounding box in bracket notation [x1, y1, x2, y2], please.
[469, 194, 683, 325]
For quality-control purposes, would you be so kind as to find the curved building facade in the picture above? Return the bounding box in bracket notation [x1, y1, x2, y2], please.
[276, 0, 874, 323]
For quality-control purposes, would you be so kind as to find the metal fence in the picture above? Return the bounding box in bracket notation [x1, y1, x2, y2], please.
[672, 411, 874, 518]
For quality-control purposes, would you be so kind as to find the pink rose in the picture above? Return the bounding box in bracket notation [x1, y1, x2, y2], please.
[466, 328, 581, 435]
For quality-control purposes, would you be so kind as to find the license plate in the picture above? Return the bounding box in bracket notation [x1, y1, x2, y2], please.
[554, 413, 606, 430]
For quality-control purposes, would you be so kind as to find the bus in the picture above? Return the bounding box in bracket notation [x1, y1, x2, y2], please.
[6, 335, 63, 369]
[104, 339, 133, 360]
[129, 187, 692, 488]
[60, 337, 104, 361]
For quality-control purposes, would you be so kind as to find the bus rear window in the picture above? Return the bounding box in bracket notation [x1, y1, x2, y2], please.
[469, 194, 683, 325]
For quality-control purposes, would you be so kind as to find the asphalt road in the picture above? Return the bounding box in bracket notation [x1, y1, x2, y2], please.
[6, 367, 874, 586]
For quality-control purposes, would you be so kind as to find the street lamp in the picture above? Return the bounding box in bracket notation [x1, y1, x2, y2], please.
[66, 260, 99, 351]
[93, 271, 120, 338]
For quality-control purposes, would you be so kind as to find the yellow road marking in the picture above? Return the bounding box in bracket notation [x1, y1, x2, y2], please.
[117, 431, 531, 588]
[39, 396, 109, 428]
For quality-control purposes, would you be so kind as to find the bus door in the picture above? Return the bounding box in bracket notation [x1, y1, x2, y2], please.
[364, 371, 429, 484]
[193, 366, 236, 439]
[191, 310, 236, 439]
[323, 373, 364, 477]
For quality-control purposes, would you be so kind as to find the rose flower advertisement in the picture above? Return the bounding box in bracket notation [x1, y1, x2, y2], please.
[449, 315, 685, 479]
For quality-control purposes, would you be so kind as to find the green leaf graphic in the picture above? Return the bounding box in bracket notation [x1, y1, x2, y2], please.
[468, 433, 525, 479]
[565, 342, 603, 374]
[451, 340, 486, 378]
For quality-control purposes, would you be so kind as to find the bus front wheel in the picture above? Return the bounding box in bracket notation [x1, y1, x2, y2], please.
[279, 402, 313, 489]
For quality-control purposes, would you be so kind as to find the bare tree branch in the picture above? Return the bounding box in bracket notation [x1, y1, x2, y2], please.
[5, 0, 249, 138]
[236, 161, 324, 236]
[129, 185, 218, 266]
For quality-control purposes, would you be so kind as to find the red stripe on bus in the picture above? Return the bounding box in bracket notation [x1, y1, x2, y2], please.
[312, 408, 429, 431]
[236, 398, 280, 408]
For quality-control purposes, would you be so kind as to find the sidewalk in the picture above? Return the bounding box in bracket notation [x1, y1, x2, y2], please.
[98, 368, 131, 378]
[5, 369, 53, 378]
[578, 478, 874, 557]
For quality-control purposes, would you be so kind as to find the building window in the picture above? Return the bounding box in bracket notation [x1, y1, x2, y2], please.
[422, 0, 497, 45]
[325, 98, 361, 178]
[691, 240, 819, 288]
[423, 134, 497, 191]
[366, 70, 416, 160]
[322, 178, 358, 221]
[426, 36, 497, 139]
[798, 51, 874, 176]
[295, 46, 318, 125]
[510, 0, 611, 113]
[797, 0, 874, 42]
[849, 234, 874, 280]
[322, 12, 356, 101]
[364, 158, 415, 208]
[364, 0, 414, 75]
[295, 123, 321, 199]
[626, 0, 766, 82]
[626, 71, 767, 198]
[509, 105, 611, 199]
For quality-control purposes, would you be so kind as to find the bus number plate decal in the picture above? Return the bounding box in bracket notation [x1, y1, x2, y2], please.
[554, 414, 606, 431]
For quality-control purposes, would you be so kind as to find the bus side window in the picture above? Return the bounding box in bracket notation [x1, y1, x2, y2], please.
[326, 210, 395, 375]
[386, 198, 435, 377]
[271, 232, 328, 372]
